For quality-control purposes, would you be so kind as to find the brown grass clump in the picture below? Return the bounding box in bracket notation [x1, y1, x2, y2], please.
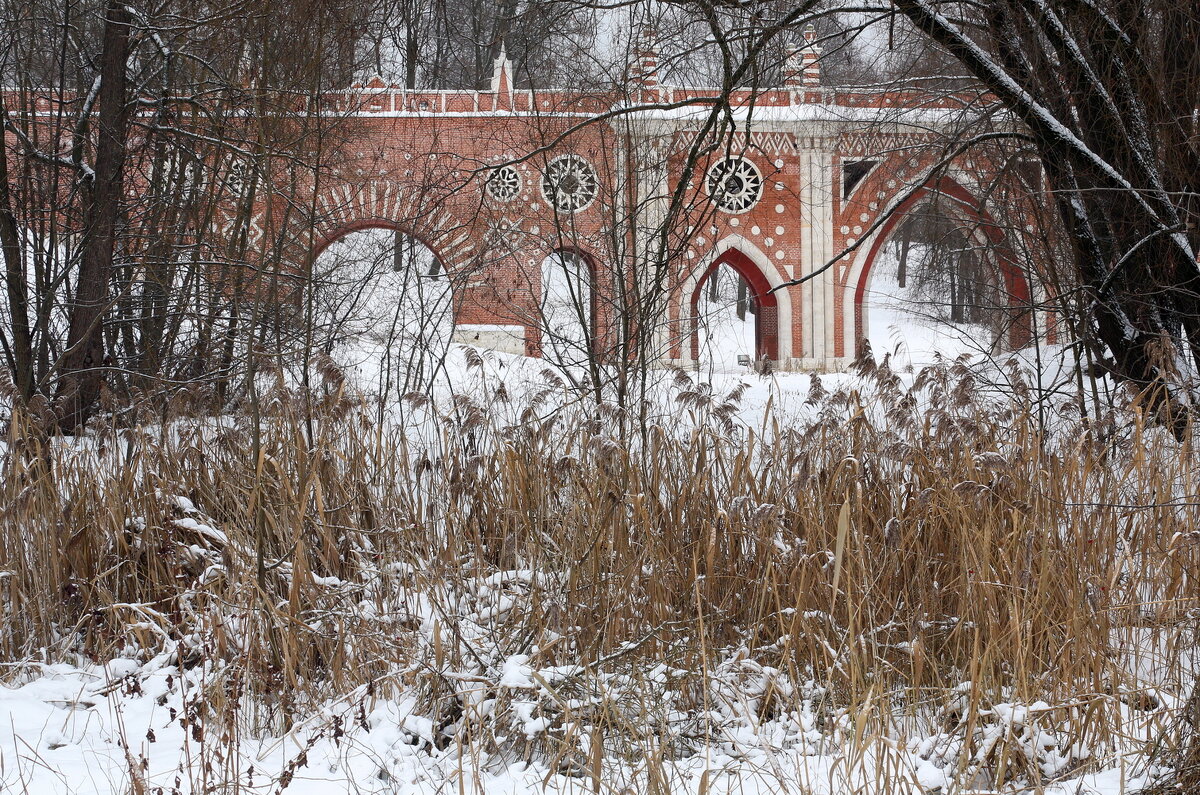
[0, 354, 1197, 791]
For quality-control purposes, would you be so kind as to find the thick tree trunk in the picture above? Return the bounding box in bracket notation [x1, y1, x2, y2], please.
[55, 1, 131, 432]
[405, 10, 420, 89]
[0, 104, 34, 400]
[893, 0, 1200, 433]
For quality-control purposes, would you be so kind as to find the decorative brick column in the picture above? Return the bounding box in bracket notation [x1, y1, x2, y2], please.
[784, 24, 822, 89]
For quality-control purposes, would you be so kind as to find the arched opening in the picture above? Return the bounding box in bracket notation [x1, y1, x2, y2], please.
[539, 249, 596, 367]
[310, 224, 455, 390]
[854, 179, 1032, 365]
[689, 248, 779, 369]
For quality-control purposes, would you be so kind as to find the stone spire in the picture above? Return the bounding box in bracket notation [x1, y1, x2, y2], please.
[490, 42, 514, 95]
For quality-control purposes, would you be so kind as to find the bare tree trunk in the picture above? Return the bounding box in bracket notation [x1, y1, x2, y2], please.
[55, 1, 131, 431]
[890, 0, 1200, 434]
[0, 103, 33, 400]
[405, 7, 420, 89]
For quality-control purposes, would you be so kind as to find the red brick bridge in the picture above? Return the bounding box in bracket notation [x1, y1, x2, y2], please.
[11, 31, 1045, 370]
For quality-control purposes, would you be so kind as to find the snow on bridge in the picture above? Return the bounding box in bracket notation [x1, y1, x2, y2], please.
[3, 29, 1049, 371]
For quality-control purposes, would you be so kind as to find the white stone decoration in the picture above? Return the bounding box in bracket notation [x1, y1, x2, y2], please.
[452, 324, 525, 356]
[485, 165, 522, 201]
[706, 156, 764, 213]
[541, 155, 599, 212]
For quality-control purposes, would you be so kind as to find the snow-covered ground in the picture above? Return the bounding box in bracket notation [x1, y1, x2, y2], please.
[0, 653, 1161, 793]
[694, 250, 1005, 375]
[864, 283, 992, 368]
[0, 237, 1181, 795]
[695, 264, 759, 373]
[0, 333, 1166, 794]
[317, 230, 1003, 380]
[862, 241, 1000, 369]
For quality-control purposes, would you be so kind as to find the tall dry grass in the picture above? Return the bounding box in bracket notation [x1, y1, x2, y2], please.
[0, 353, 1197, 790]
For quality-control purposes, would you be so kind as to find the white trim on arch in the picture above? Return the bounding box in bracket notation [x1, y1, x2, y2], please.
[678, 234, 793, 363]
[841, 225, 883, 363]
[841, 194, 1016, 362]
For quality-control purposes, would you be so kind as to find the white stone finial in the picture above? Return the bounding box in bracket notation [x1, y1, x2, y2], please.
[804, 23, 818, 48]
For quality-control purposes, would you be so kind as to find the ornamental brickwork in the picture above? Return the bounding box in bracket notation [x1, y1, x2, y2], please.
[3, 39, 1049, 370]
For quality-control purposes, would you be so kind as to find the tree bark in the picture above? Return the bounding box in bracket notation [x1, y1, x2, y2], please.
[55, 1, 132, 431]
[0, 103, 34, 400]
[892, 0, 1200, 433]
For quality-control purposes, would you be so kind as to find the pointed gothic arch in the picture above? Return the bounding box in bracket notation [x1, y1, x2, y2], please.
[845, 176, 1033, 359]
[682, 237, 792, 364]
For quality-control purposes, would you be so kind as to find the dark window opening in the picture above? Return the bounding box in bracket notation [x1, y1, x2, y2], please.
[842, 160, 878, 199]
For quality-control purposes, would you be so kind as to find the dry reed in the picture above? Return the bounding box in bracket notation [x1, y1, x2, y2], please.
[0, 354, 1196, 792]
